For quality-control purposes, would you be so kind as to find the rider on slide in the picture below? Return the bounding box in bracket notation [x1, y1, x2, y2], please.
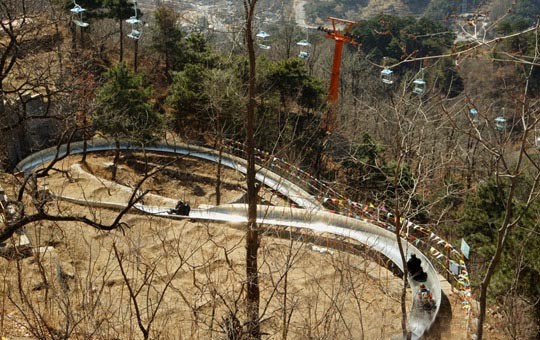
[417, 284, 436, 310]
[170, 200, 190, 216]
[407, 254, 427, 282]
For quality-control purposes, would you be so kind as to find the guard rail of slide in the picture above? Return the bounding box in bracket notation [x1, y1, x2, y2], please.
[16, 138, 447, 338]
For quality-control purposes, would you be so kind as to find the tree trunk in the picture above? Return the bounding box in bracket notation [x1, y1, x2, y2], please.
[216, 142, 222, 206]
[392, 156, 411, 340]
[134, 39, 139, 73]
[82, 138, 87, 163]
[476, 226, 510, 339]
[0, 90, 4, 115]
[165, 49, 170, 80]
[112, 139, 120, 181]
[70, 21, 76, 50]
[395, 210, 411, 340]
[81, 127, 88, 163]
[213, 110, 222, 206]
[244, 1, 260, 338]
[314, 128, 327, 177]
[119, 20, 124, 62]
[282, 269, 289, 340]
[81, 113, 88, 163]
[476, 159, 520, 339]
[80, 27, 85, 50]
[534, 276, 540, 340]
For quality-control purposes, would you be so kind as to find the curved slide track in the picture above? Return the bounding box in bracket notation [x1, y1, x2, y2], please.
[17, 139, 443, 339]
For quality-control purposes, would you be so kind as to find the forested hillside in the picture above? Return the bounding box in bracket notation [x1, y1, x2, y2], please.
[1, 0, 540, 339]
[306, 0, 540, 24]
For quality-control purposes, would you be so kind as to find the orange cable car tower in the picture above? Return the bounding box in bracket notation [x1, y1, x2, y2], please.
[318, 17, 359, 133]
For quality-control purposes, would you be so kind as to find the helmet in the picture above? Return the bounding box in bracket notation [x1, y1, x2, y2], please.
[419, 284, 426, 289]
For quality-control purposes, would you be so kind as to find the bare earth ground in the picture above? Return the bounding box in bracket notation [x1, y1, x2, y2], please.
[0, 153, 502, 339]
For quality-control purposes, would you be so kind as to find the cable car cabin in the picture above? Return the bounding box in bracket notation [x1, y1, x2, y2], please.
[412, 68, 426, 94]
[380, 68, 393, 84]
[71, 4, 89, 27]
[296, 39, 311, 59]
[70, 4, 85, 15]
[126, 16, 141, 25]
[296, 39, 311, 47]
[256, 31, 271, 49]
[413, 78, 426, 95]
[494, 116, 506, 131]
[298, 51, 310, 59]
[128, 29, 141, 39]
[73, 19, 89, 27]
[469, 108, 479, 123]
[126, 2, 142, 39]
[256, 31, 270, 39]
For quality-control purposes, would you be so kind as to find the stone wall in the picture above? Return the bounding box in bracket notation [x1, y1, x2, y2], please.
[1, 93, 59, 170]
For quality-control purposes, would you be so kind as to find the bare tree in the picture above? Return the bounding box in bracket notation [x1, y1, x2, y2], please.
[203, 68, 245, 205]
[242, 0, 261, 338]
[112, 238, 189, 340]
[471, 77, 540, 340]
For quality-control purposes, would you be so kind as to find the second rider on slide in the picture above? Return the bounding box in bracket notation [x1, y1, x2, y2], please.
[407, 254, 427, 282]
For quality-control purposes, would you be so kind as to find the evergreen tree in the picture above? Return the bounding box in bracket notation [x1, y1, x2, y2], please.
[151, 6, 217, 79]
[434, 57, 464, 97]
[94, 62, 163, 177]
[166, 64, 209, 132]
[94, 62, 162, 144]
[151, 5, 184, 77]
[460, 180, 540, 338]
[262, 57, 324, 114]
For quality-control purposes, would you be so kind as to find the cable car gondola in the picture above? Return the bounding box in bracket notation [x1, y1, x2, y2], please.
[297, 39, 311, 59]
[494, 116, 506, 131]
[380, 67, 394, 84]
[412, 68, 426, 95]
[126, 1, 142, 40]
[71, 1, 89, 28]
[256, 31, 271, 49]
[469, 108, 479, 123]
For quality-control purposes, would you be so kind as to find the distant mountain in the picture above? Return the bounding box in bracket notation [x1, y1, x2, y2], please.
[305, 0, 539, 26]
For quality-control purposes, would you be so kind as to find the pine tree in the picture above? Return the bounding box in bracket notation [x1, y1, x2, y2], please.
[94, 62, 164, 178]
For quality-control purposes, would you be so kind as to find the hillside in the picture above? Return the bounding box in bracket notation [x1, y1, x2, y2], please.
[1, 0, 540, 339]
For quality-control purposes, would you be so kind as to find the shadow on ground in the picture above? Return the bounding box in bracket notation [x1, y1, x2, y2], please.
[423, 292, 452, 339]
